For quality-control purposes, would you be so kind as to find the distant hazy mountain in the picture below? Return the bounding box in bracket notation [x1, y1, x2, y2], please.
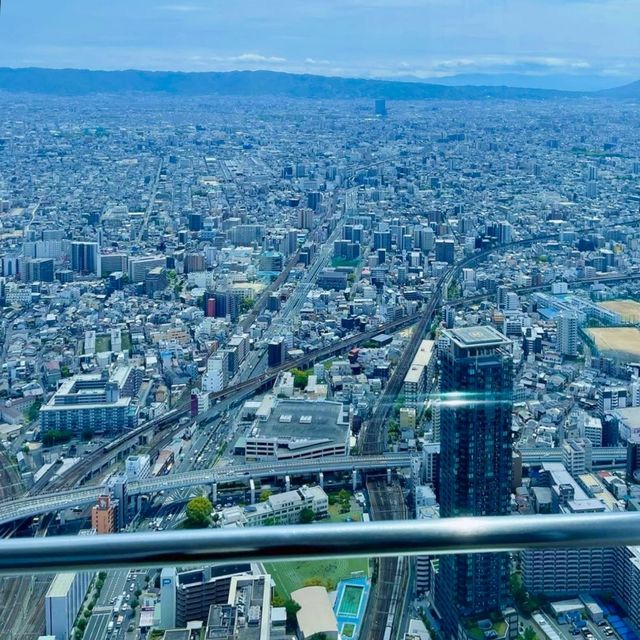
[412, 73, 625, 92]
[0, 67, 580, 99]
[598, 80, 640, 99]
[0, 67, 637, 100]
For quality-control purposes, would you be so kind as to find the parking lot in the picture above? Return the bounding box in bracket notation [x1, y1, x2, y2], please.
[533, 611, 618, 640]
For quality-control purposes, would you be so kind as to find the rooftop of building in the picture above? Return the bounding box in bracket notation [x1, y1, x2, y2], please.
[612, 406, 640, 427]
[250, 399, 347, 445]
[291, 586, 339, 639]
[46, 571, 78, 598]
[445, 325, 511, 349]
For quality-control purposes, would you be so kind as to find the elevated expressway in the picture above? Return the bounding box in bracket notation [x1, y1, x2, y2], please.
[0, 447, 628, 526]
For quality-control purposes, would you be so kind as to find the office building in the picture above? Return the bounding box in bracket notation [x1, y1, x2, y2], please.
[188, 212, 203, 231]
[144, 266, 167, 296]
[128, 255, 165, 283]
[373, 230, 391, 251]
[317, 268, 349, 290]
[259, 250, 284, 273]
[100, 252, 128, 277]
[45, 570, 93, 640]
[307, 191, 322, 211]
[23, 257, 54, 283]
[557, 312, 578, 357]
[210, 290, 241, 322]
[435, 239, 455, 265]
[267, 338, 286, 367]
[435, 327, 513, 638]
[184, 253, 205, 273]
[297, 208, 314, 230]
[162, 564, 256, 628]
[497, 221, 512, 244]
[125, 454, 151, 480]
[70, 241, 100, 276]
[374, 98, 387, 116]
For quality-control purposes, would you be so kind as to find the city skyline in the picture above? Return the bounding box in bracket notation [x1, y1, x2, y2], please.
[3, 2, 640, 637]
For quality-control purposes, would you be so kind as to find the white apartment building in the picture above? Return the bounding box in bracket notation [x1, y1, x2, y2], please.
[562, 439, 592, 476]
[202, 353, 227, 393]
[557, 311, 578, 357]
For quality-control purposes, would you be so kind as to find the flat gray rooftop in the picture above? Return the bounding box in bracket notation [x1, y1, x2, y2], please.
[445, 326, 510, 348]
[253, 400, 346, 443]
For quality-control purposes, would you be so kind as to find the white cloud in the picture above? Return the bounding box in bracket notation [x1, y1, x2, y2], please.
[232, 53, 286, 63]
[159, 4, 202, 12]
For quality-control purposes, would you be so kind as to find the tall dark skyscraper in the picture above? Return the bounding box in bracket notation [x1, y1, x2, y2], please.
[71, 240, 100, 276]
[435, 326, 513, 639]
[374, 98, 387, 116]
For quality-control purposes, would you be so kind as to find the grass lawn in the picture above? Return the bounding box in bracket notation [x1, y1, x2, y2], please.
[265, 557, 369, 599]
[326, 498, 363, 523]
[342, 622, 356, 637]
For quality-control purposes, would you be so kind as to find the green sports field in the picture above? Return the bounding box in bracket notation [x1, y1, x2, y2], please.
[264, 558, 369, 598]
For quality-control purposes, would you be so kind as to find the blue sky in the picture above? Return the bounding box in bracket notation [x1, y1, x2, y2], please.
[0, 0, 638, 86]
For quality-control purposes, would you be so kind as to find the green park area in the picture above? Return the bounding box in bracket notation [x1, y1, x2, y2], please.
[327, 497, 363, 523]
[264, 557, 369, 599]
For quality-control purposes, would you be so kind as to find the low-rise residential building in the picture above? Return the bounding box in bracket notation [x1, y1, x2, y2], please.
[220, 485, 328, 528]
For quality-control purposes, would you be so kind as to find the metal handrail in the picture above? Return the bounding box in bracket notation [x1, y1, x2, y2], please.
[1, 512, 639, 575]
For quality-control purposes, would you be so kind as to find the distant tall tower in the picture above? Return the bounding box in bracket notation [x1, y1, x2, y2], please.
[435, 326, 513, 638]
[374, 98, 387, 117]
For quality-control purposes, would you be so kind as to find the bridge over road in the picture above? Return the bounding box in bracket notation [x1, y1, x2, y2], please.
[0, 454, 415, 526]
[0, 447, 626, 527]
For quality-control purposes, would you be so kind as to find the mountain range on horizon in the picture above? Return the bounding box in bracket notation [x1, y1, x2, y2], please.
[384, 72, 628, 92]
[0, 66, 638, 101]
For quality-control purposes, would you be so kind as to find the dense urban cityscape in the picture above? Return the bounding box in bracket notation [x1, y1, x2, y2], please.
[2, 45, 640, 640]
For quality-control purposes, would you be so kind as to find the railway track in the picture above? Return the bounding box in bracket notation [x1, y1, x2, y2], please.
[362, 478, 409, 640]
[0, 449, 48, 639]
